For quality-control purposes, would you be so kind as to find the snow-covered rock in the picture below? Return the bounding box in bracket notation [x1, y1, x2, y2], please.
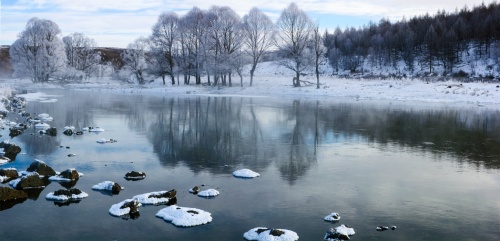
[324, 212, 341, 222]
[156, 205, 212, 227]
[64, 126, 75, 131]
[92, 181, 123, 191]
[133, 189, 176, 205]
[197, 189, 219, 198]
[96, 138, 117, 144]
[34, 123, 50, 129]
[109, 199, 141, 216]
[243, 227, 299, 241]
[324, 224, 355, 241]
[233, 169, 260, 178]
[92, 181, 123, 195]
[45, 188, 88, 201]
[89, 127, 105, 132]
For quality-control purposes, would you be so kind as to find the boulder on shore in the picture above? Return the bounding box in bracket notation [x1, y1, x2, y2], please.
[45, 188, 88, 201]
[26, 160, 56, 176]
[11, 173, 47, 190]
[3, 144, 22, 161]
[0, 168, 18, 182]
[124, 171, 146, 180]
[92, 181, 123, 195]
[59, 168, 80, 181]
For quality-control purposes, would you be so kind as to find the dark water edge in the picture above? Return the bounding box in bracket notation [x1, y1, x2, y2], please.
[0, 88, 499, 241]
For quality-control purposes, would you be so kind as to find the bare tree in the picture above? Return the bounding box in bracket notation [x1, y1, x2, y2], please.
[208, 6, 243, 87]
[275, 3, 314, 87]
[62, 32, 100, 79]
[178, 7, 211, 85]
[312, 25, 327, 89]
[10, 17, 67, 83]
[241, 7, 275, 86]
[150, 11, 179, 85]
[122, 37, 149, 84]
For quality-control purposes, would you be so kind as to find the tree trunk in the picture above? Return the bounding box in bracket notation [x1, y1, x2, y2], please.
[315, 61, 320, 89]
[295, 71, 300, 87]
[249, 64, 257, 86]
[169, 73, 175, 85]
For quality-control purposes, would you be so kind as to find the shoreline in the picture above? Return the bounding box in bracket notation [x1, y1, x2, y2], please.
[2, 75, 500, 110]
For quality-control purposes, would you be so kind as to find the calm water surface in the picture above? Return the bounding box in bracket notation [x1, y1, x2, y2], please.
[0, 89, 499, 241]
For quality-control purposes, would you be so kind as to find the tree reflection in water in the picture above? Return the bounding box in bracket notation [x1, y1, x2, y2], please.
[15, 90, 500, 183]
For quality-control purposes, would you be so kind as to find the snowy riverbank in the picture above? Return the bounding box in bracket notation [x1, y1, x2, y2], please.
[1, 62, 500, 109]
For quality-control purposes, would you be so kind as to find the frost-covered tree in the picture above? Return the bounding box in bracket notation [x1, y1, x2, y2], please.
[275, 3, 314, 87]
[178, 7, 211, 85]
[122, 37, 149, 84]
[242, 7, 275, 86]
[62, 32, 100, 79]
[208, 6, 243, 87]
[312, 25, 327, 89]
[9, 17, 67, 82]
[150, 11, 179, 85]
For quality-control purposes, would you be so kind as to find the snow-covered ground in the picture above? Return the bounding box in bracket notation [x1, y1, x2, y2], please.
[1, 61, 500, 110]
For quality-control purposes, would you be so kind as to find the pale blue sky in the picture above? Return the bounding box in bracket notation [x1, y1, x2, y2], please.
[0, 0, 493, 48]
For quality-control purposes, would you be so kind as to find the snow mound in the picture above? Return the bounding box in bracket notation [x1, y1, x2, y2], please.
[133, 190, 175, 205]
[0, 157, 10, 166]
[243, 227, 299, 241]
[324, 212, 341, 222]
[233, 169, 260, 178]
[156, 205, 212, 227]
[92, 181, 122, 191]
[45, 190, 88, 201]
[324, 224, 355, 241]
[64, 126, 75, 131]
[35, 123, 50, 129]
[96, 138, 117, 144]
[89, 127, 105, 132]
[48, 170, 83, 182]
[109, 199, 141, 216]
[197, 189, 219, 198]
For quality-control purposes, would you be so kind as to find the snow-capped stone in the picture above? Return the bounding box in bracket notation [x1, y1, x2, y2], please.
[124, 171, 146, 180]
[133, 189, 176, 205]
[89, 127, 105, 132]
[233, 169, 260, 178]
[324, 212, 341, 222]
[109, 199, 141, 216]
[243, 227, 299, 241]
[45, 188, 88, 201]
[34, 123, 50, 129]
[197, 189, 219, 198]
[324, 224, 355, 241]
[64, 126, 75, 131]
[48, 168, 83, 182]
[156, 205, 212, 227]
[92, 181, 123, 194]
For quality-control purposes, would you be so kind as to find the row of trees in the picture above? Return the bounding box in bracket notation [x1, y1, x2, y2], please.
[9, 18, 104, 82]
[122, 3, 325, 87]
[10, 3, 325, 87]
[10, 2, 500, 85]
[325, 1, 500, 77]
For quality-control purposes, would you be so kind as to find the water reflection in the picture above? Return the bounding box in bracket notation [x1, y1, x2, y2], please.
[2, 89, 500, 241]
[10, 90, 500, 181]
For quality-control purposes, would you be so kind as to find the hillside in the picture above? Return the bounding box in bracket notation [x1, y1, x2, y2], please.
[0, 46, 12, 78]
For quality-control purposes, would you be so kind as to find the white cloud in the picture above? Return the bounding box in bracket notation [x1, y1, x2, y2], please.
[1, 0, 494, 47]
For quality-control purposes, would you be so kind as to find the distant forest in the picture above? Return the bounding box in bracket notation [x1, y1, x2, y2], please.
[325, 1, 500, 79]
